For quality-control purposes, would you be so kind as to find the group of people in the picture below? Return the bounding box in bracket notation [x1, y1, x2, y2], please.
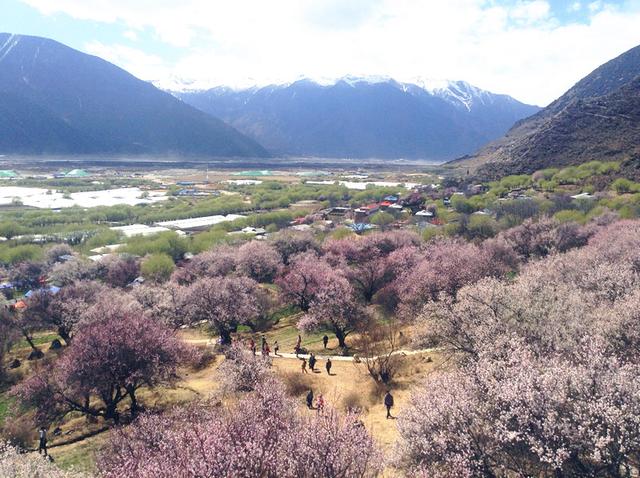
[248, 336, 279, 357]
[305, 389, 325, 412]
[300, 352, 332, 375]
[246, 334, 395, 419]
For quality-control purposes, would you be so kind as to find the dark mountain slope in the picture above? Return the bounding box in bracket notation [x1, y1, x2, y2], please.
[178, 78, 539, 160]
[0, 33, 268, 157]
[453, 44, 640, 178]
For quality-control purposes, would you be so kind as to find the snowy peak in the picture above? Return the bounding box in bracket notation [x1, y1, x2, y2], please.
[177, 75, 540, 161]
[179, 76, 526, 113]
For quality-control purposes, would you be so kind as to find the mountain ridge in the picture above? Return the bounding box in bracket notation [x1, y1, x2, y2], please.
[452, 44, 640, 178]
[0, 33, 269, 157]
[176, 77, 539, 160]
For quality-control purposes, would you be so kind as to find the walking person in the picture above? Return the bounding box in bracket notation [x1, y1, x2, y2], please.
[325, 357, 332, 375]
[301, 358, 308, 374]
[38, 426, 48, 456]
[316, 393, 325, 413]
[322, 335, 329, 349]
[384, 390, 394, 419]
[274, 340, 279, 356]
[309, 353, 316, 372]
[306, 389, 314, 409]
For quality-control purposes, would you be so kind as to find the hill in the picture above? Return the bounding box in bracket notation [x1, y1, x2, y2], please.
[0, 33, 268, 157]
[453, 44, 640, 179]
[176, 77, 539, 161]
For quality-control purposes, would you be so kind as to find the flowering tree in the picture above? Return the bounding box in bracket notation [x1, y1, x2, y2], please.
[48, 258, 99, 286]
[171, 245, 237, 285]
[275, 252, 333, 311]
[0, 316, 18, 383]
[131, 283, 186, 330]
[98, 380, 382, 478]
[0, 442, 85, 478]
[12, 310, 190, 423]
[217, 344, 272, 393]
[281, 407, 383, 478]
[235, 241, 282, 283]
[25, 280, 107, 344]
[102, 254, 140, 288]
[44, 244, 74, 265]
[396, 238, 510, 319]
[270, 231, 320, 265]
[8, 261, 45, 290]
[182, 276, 262, 344]
[496, 217, 593, 261]
[401, 219, 640, 477]
[299, 275, 368, 348]
[397, 342, 640, 477]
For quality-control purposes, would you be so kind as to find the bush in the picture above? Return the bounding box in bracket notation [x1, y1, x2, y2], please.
[0, 414, 35, 450]
[141, 253, 175, 283]
[451, 195, 477, 214]
[341, 390, 367, 413]
[123, 231, 189, 262]
[370, 211, 394, 229]
[466, 214, 498, 240]
[553, 209, 587, 224]
[611, 178, 639, 194]
[0, 245, 43, 265]
[281, 370, 312, 397]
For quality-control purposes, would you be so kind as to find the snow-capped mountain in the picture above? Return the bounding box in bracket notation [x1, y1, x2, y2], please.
[175, 76, 539, 160]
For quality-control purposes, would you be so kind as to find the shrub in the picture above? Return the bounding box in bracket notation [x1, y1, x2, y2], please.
[281, 370, 313, 397]
[612, 178, 639, 194]
[341, 390, 367, 413]
[553, 209, 587, 224]
[141, 253, 175, 283]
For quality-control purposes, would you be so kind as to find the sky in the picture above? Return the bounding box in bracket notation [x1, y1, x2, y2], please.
[2, 0, 640, 106]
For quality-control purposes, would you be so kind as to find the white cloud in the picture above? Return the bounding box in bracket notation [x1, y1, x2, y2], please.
[20, 0, 640, 105]
[588, 1, 605, 12]
[509, 1, 551, 24]
[84, 41, 167, 80]
[123, 30, 138, 41]
[569, 2, 583, 12]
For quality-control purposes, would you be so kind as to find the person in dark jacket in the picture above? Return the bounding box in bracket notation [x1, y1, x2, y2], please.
[384, 391, 394, 419]
[325, 358, 332, 375]
[306, 389, 314, 409]
[38, 427, 48, 456]
[308, 353, 317, 372]
[322, 335, 329, 349]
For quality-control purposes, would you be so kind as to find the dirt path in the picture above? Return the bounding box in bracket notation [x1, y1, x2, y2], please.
[183, 338, 438, 362]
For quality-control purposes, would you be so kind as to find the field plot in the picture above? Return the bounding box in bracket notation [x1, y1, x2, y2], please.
[0, 187, 167, 209]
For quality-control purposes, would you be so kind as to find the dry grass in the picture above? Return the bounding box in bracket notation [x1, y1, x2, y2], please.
[11, 326, 443, 475]
[270, 350, 442, 451]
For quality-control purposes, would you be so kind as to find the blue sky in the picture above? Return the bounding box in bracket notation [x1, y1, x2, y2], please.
[2, 0, 640, 105]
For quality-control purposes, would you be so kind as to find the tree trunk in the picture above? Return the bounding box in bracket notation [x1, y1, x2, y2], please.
[104, 403, 120, 424]
[127, 386, 139, 418]
[22, 330, 38, 352]
[219, 328, 232, 345]
[58, 327, 71, 346]
[334, 328, 347, 348]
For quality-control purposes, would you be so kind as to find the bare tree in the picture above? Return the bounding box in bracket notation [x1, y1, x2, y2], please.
[353, 323, 406, 384]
